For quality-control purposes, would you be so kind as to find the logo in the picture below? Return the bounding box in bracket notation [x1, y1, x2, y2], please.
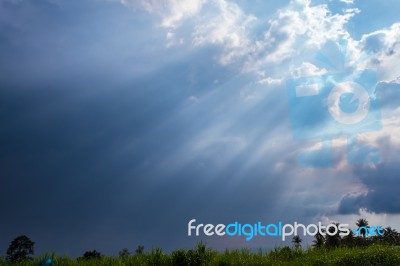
[286, 40, 382, 167]
[188, 219, 384, 241]
[352, 226, 383, 237]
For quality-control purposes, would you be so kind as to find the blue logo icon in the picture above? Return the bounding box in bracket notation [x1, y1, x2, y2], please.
[286, 40, 382, 167]
[42, 258, 53, 266]
[351, 226, 384, 237]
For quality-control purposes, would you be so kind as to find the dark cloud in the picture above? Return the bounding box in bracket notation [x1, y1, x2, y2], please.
[0, 10, 294, 255]
[338, 163, 400, 214]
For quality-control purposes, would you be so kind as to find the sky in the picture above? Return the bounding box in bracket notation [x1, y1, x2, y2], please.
[0, 0, 400, 257]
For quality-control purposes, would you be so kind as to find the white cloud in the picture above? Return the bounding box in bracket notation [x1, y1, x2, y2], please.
[120, 0, 206, 28]
[360, 23, 400, 82]
[257, 77, 282, 85]
[290, 62, 327, 78]
[186, 95, 199, 103]
[121, 0, 400, 166]
[227, 0, 358, 72]
[339, 0, 355, 4]
[344, 24, 400, 166]
[121, 0, 359, 74]
[119, 0, 400, 221]
[192, 0, 256, 65]
[165, 31, 184, 47]
[121, 0, 256, 65]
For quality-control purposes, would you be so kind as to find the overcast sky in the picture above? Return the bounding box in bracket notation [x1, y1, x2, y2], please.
[0, 0, 400, 257]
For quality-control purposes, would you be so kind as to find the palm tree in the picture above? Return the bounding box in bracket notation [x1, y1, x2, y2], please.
[292, 235, 302, 249]
[356, 218, 369, 238]
[384, 227, 399, 244]
[312, 231, 325, 248]
[325, 223, 341, 248]
[384, 227, 397, 236]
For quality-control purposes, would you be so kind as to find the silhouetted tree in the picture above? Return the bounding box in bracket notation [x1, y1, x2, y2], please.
[119, 248, 130, 257]
[312, 231, 325, 248]
[342, 229, 356, 247]
[82, 250, 102, 259]
[356, 218, 369, 238]
[292, 235, 302, 249]
[6, 235, 35, 262]
[383, 227, 399, 245]
[135, 245, 144, 255]
[325, 223, 341, 248]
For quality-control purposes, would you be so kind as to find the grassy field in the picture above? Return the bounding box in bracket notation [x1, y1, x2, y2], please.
[2, 244, 400, 266]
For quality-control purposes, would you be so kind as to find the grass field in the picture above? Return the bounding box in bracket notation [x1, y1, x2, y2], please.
[2, 244, 400, 266]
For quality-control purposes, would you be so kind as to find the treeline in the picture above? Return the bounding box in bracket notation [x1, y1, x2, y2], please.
[2, 218, 400, 265]
[2, 243, 400, 265]
[307, 219, 400, 249]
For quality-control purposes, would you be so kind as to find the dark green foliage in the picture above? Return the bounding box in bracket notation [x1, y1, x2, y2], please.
[171, 249, 189, 266]
[341, 229, 355, 247]
[135, 245, 145, 255]
[118, 248, 130, 258]
[192, 241, 214, 265]
[3, 219, 400, 265]
[81, 250, 102, 260]
[171, 241, 214, 266]
[1, 243, 400, 265]
[6, 235, 35, 262]
[269, 246, 303, 261]
[325, 223, 341, 248]
[312, 231, 325, 248]
[382, 227, 400, 245]
[311, 219, 400, 250]
[148, 247, 169, 265]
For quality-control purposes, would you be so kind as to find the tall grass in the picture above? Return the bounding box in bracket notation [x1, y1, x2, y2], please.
[1, 243, 400, 265]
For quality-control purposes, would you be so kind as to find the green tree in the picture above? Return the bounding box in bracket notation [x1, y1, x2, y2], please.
[6, 235, 35, 262]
